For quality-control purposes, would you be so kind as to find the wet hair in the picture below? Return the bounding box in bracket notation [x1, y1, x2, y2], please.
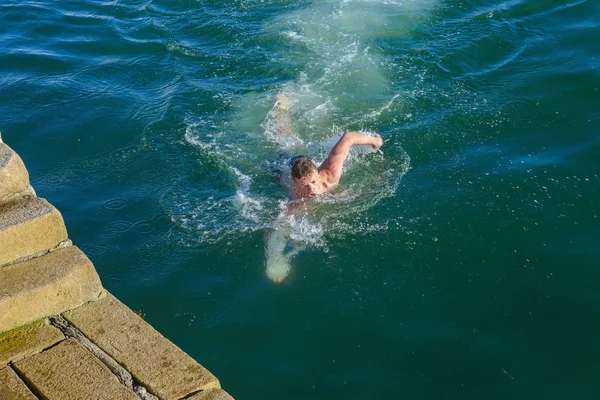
[291, 157, 317, 180]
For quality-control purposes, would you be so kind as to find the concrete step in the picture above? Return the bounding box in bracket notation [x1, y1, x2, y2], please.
[0, 366, 37, 400]
[65, 292, 221, 400]
[0, 319, 64, 365]
[0, 197, 68, 267]
[0, 246, 103, 333]
[13, 338, 138, 400]
[0, 143, 30, 203]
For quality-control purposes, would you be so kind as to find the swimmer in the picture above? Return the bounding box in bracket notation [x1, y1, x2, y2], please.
[272, 94, 383, 200]
[273, 94, 293, 136]
[289, 131, 383, 200]
[264, 94, 383, 283]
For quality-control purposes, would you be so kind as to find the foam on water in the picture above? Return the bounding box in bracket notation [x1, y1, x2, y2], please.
[172, 122, 409, 252]
[165, 123, 279, 245]
[167, 0, 436, 253]
[264, 0, 438, 133]
[231, 167, 263, 224]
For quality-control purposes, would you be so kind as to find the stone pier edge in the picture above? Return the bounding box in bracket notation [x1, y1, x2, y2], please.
[0, 134, 233, 400]
[48, 312, 159, 400]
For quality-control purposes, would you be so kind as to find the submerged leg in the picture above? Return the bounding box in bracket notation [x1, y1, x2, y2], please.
[262, 92, 304, 152]
[273, 94, 293, 136]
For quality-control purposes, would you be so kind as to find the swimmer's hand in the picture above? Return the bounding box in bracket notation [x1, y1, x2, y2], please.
[266, 256, 291, 283]
[370, 133, 383, 149]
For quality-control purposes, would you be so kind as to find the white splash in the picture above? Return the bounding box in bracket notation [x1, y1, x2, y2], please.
[169, 0, 424, 264]
[231, 168, 263, 223]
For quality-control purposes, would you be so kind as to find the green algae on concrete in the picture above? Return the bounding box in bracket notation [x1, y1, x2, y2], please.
[0, 246, 103, 333]
[0, 319, 64, 365]
[13, 338, 138, 400]
[0, 197, 68, 267]
[65, 292, 220, 400]
[0, 366, 37, 400]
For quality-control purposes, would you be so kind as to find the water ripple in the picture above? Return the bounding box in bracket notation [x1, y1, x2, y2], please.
[104, 198, 128, 210]
[100, 221, 133, 238]
[134, 220, 156, 234]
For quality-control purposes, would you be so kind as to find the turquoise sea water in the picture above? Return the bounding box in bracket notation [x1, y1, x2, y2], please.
[2, 0, 599, 398]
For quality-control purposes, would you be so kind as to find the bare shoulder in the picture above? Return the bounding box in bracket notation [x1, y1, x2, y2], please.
[318, 166, 338, 188]
[319, 152, 343, 184]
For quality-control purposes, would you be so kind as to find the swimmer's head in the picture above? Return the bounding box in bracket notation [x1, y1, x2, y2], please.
[291, 157, 317, 180]
[292, 157, 324, 198]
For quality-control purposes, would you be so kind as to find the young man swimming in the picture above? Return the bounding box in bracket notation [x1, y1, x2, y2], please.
[264, 95, 384, 282]
[271, 94, 384, 200]
[290, 131, 383, 200]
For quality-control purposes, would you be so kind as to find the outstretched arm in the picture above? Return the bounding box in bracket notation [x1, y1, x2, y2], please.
[319, 131, 383, 185]
[264, 227, 292, 283]
[262, 199, 307, 283]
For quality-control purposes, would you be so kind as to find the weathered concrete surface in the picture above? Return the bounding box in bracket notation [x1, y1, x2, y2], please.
[65, 292, 220, 400]
[13, 338, 138, 400]
[0, 366, 37, 400]
[0, 246, 103, 333]
[0, 319, 64, 364]
[0, 197, 68, 266]
[50, 314, 159, 400]
[186, 389, 235, 400]
[0, 144, 29, 202]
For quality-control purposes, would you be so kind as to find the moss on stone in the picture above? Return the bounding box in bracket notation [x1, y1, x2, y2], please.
[0, 319, 64, 365]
